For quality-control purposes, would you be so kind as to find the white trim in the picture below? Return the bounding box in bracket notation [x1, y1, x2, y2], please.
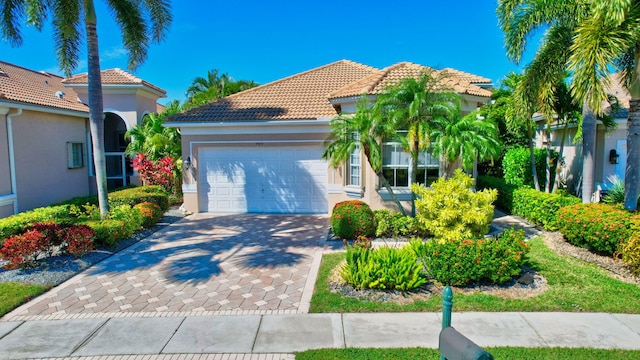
[104, 109, 133, 130]
[6, 108, 22, 214]
[0, 194, 17, 207]
[344, 185, 364, 198]
[0, 100, 88, 118]
[165, 119, 331, 135]
[188, 140, 325, 162]
[182, 184, 197, 193]
[327, 184, 342, 194]
[64, 83, 166, 98]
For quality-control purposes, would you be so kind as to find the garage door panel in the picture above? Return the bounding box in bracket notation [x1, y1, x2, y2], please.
[198, 146, 328, 214]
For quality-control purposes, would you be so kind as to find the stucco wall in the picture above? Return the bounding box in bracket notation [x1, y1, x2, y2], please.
[0, 114, 11, 195]
[12, 110, 90, 212]
[0, 204, 13, 218]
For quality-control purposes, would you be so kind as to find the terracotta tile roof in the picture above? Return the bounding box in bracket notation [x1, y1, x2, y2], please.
[440, 68, 492, 85]
[0, 61, 88, 112]
[329, 62, 492, 100]
[63, 68, 166, 96]
[169, 60, 378, 122]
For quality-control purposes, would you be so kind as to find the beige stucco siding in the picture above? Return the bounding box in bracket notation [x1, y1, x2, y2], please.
[0, 114, 11, 195]
[12, 110, 90, 212]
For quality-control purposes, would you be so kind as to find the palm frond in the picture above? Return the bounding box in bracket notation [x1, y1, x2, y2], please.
[52, 0, 81, 75]
[1, 0, 26, 46]
[106, 0, 148, 70]
[140, 0, 171, 42]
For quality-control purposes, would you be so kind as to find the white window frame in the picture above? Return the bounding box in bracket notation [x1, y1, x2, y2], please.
[67, 142, 85, 169]
[348, 132, 361, 187]
[381, 138, 440, 188]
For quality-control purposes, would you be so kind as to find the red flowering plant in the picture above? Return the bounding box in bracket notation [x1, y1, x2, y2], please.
[0, 230, 46, 269]
[330, 200, 376, 240]
[61, 225, 95, 258]
[132, 154, 176, 193]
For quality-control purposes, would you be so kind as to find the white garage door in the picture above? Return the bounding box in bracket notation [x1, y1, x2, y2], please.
[198, 146, 328, 214]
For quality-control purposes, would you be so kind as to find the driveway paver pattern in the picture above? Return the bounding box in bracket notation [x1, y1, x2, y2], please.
[4, 214, 329, 320]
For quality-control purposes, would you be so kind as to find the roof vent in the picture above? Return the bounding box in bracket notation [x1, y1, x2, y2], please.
[0, 68, 7, 77]
[55, 91, 65, 99]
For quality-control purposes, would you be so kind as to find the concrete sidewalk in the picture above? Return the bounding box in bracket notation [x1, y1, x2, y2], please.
[0, 311, 639, 359]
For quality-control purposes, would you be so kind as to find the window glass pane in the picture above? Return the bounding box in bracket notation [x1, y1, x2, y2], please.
[382, 168, 394, 186]
[383, 144, 394, 165]
[397, 146, 410, 166]
[396, 168, 409, 187]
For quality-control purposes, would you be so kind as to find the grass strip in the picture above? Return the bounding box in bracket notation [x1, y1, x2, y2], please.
[310, 237, 640, 313]
[296, 347, 640, 360]
[0, 282, 49, 317]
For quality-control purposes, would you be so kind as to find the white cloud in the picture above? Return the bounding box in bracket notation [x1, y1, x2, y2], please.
[102, 47, 127, 60]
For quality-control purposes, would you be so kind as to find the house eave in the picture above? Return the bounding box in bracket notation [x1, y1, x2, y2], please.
[166, 118, 331, 135]
[0, 100, 88, 118]
[63, 83, 166, 98]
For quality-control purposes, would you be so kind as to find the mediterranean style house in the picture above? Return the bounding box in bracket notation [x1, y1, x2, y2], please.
[166, 60, 493, 215]
[0, 61, 165, 218]
[534, 73, 631, 200]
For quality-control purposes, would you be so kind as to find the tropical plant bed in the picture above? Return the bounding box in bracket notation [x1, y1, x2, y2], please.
[310, 235, 640, 313]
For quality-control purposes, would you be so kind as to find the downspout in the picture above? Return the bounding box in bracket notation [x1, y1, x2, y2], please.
[7, 108, 22, 214]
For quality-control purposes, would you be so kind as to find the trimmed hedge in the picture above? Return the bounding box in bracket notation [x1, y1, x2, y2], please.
[412, 229, 528, 286]
[0, 205, 75, 241]
[108, 187, 169, 212]
[330, 200, 376, 240]
[503, 147, 558, 188]
[477, 175, 518, 213]
[0, 186, 168, 248]
[83, 219, 129, 248]
[557, 203, 639, 255]
[512, 188, 580, 231]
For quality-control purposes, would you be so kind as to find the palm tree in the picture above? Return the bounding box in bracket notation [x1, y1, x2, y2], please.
[1, 0, 171, 218]
[497, 0, 598, 201]
[375, 70, 460, 215]
[430, 110, 501, 181]
[322, 97, 407, 215]
[568, 2, 640, 210]
[125, 108, 181, 161]
[184, 69, 258, 108]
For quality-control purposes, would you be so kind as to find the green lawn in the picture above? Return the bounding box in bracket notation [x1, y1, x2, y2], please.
[296, 347, 640, 359]
[310, 237, 640, 313]
[0, 282, 49, 317]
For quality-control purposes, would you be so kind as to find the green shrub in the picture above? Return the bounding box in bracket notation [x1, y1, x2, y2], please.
[0, 205, 75, 242]
[620, 232, 640, 275]
[330, 200, 376, 240]
[413, 229, 528, 286]
[373, 209, 426, 238]
[108, 186, 169, 211]
[412, 170, 497, 243]
[340, 240, 426, 291]
[83, 219, 128, 248]
[557, 203, 638, 255]
[134, 202, 164, 227]
[512, 188, 581, 231]
[477, 175, 518, 213]
[603, 176, 640, 208]
[109, 204, 144, 235]
[503, 147, 558, 188]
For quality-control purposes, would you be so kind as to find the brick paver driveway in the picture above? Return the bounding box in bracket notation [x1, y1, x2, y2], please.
[5, 214, 329, 320]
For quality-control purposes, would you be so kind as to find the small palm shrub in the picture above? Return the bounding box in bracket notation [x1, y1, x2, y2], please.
[340, 237, 426, 291]
[134, 202, 164, 227]
[331, 200, 376, 240]
[373, 209, 426, 238]
[512, 188, 581, 231]
[412, 229, 528, 286]
[412, 170, 497, 243]
[602, 176, 640, 208]
[557, 203, 639, 255]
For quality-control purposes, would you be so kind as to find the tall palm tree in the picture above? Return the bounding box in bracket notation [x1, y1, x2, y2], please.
[568, 1, 640, 210]
[184, 69, 258, 108]
[430, 110, 501, 180]
[1, 0, 172, 218]
[497, 0, 597, 201]
[322, 97, 407, 215]
[375, 70, 460, 215]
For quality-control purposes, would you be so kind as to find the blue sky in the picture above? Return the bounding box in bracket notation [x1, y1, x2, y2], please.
[0, 1, 537, 105]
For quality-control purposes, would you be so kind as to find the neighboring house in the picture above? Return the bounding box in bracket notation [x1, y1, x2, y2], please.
[0, 61, 165, 218]
[534, 73, 629, 200]
[166, 60, 493, 215]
